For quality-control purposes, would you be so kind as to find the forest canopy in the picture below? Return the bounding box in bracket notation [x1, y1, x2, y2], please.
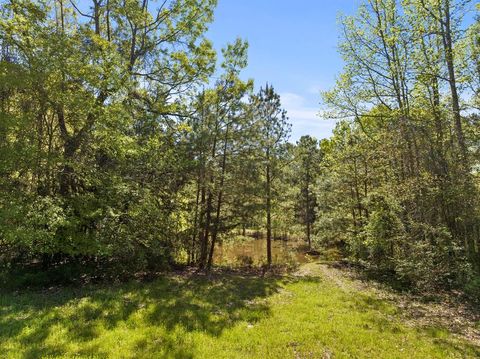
[0, 0, 479, 295]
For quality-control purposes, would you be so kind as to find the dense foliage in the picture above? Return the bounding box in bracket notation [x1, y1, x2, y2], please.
[0, 0, 295, 274]
[317, 0, 480, 291]
[0, 0, 478, 294]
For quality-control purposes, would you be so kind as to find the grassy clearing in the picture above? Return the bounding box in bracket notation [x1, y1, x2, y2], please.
[1, 262, 479, 358]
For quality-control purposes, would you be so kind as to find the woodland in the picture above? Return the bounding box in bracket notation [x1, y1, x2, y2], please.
[0, 0, 479, 357]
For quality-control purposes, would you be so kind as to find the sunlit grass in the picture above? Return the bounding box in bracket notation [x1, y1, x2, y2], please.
[1, 264, 478, 358]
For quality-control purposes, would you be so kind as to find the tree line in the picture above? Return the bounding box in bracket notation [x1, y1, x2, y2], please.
[0, 0, 479, 294]
[0, 0, 306, 275]
[317, 0, 479, 291]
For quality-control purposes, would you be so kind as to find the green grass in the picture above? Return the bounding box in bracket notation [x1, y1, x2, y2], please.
[0, 262, 479, 358]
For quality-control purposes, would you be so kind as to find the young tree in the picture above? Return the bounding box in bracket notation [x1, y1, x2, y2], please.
[294, 136, 321, 249]
[187, 39, 253, 271]
[252, 85, 290, 266]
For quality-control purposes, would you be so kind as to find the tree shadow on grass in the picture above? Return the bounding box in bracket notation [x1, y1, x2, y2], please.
[0, 273, 281, 358]
[347, 291, 480, 357]
[144, 275, 278, 334]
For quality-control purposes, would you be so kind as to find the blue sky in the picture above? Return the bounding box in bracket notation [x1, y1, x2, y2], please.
[206, 0, 359, 141]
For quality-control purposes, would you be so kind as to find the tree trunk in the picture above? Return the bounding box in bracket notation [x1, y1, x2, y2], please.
[198, 93, 218, 270]
[198, 185, 207, 268]
[441, 0, 468, 167]
[266, 153, 272, 266]
[199, 191, 212, 269]
[93, 0, 101, 36]
[306, 180, 311, 249]
[190, 175, 201, 265]
[207, 124, 230, 271]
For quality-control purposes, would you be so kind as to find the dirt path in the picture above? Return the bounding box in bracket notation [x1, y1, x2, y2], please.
[295, 260, 480, 346]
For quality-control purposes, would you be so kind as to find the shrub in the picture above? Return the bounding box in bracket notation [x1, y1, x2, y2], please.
[362, 192, 405, 271]
[394, 223, 469, 291]
[464, 276, 480, 300]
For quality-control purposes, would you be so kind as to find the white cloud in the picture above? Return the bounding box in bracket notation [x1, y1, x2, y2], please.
[281, 92, 307, 108]
[280, 92, 319, 121]
[307, 85, 323, 95]
[280, 92, 337, 141]
[287, 108, 320, 121]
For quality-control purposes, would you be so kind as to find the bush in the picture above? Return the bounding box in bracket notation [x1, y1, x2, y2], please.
[361, 192, 405, 270]
[465, 277, 480, 300]
[0, 196, 69, 261]
[236, 255, 254, 267]
[394, 223, 469, 291]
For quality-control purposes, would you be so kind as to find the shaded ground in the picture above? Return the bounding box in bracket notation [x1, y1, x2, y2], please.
[310, 261, 480, 346]
[1, 261, 479, 358]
